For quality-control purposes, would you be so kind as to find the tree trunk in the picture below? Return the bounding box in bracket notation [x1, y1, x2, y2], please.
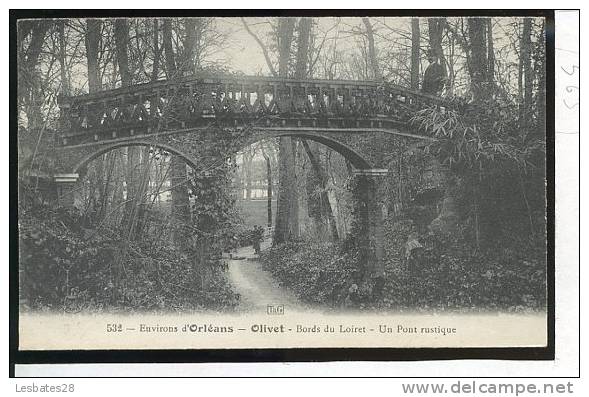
[244, 149, 252, 199]
[461, 18, 495, 245]
[275, 137, 299, 244]
[182, 18, 197, 74]
[274, 18, 299, 244]
[165, 19, 194, 248]
[410, 18, 421, 90]
[170, 156, 191, 248]
[85, 19, 102, 93]
[151, 19, 161, 81]
[534, 19, 546, 133]
[261, 148, 273, 228]
[58, 21, 70, 96]
[302, 140, 339, 241]
[277, 18, 295, 77]
[293, 17, 338, 240]
[467, 18, 490, 101]
[520, 18, 533, 129]
[111, 32, 137, 289]
[428, 159, 458, 236]
[486, 18, 495, 87]
[114, 18, 140, 239]
[17, 21, 34, 54]
[20, 21, 49, 129]
[114, 19, 132, 87]
[362, 18, 381, 80]
[83, 18, 107, 227]
[294, 17, 312, 79]
[162, 19, 177, 78]
[133, 147, 152, 239]
[296, 16, 335, 240]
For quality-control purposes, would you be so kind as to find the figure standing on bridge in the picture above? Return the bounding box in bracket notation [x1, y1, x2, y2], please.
[421, 49, 447, 96]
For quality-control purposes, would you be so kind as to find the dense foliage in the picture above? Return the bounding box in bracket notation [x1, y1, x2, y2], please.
[261, 240, 360, 306]
[413, 98, 546, 244]
[19, 191, 239, 312]
[261, 216, 546, 311]
[378, 219, 546, 311]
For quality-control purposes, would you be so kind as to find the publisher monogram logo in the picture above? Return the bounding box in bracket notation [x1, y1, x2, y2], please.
[266, 305, 284, 315]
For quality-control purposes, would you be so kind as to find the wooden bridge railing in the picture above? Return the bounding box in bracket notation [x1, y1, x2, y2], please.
[57, 74, 453, 146]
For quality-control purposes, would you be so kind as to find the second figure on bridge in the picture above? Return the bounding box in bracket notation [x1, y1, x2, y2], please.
[421, 49, 447, 96]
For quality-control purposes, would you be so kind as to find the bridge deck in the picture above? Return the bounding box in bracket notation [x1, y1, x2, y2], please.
[57, 74, 453, 147]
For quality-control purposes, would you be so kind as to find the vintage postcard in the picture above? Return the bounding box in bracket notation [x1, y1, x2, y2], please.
[16, 12, 551, 353]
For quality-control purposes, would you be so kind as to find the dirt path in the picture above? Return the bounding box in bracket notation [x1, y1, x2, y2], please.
[226, 243, 307, 312]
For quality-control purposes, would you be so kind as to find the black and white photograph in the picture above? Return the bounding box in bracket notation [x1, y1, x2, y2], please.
[15, 11, 551, 352]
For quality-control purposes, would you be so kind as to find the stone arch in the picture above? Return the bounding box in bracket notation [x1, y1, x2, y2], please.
[236, 130, 374, 170]
[53, 128, 386, 286]
[235, 130, 386, 287]
[68, 131, 374, 176]
[71, 140, 200, 175]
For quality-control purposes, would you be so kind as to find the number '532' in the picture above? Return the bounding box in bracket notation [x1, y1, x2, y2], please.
[106, 323, 123, 332]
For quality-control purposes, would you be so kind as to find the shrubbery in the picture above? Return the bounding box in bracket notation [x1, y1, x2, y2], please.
[260, 217, 546, 312]
[19, 199, 240, 312]
[260, 240, 360, 306]
[378, 219, 546, 311]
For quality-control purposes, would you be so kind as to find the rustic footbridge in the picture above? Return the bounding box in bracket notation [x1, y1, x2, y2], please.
[55, 74, 448, 171]
[50, 73, 453, 285]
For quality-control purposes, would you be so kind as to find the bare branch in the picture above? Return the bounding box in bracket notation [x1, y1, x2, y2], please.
[240, 17, 277, 77]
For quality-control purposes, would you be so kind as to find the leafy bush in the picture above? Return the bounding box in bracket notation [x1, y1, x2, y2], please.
[378, 219, 546, 312]
[260, 219, 546, 312]
[260, 240, 359, 306]
[19, 200, 240, 312]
